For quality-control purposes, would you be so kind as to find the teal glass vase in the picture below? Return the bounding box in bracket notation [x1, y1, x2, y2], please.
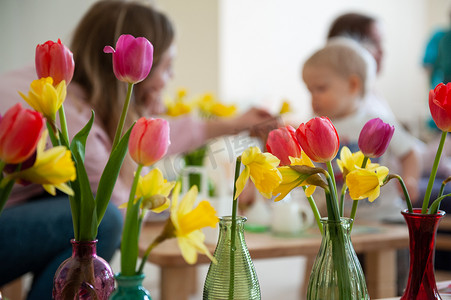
[307, 218, 369, 300]
[109, 273, 151, 300]
[203, 216, 261, 300]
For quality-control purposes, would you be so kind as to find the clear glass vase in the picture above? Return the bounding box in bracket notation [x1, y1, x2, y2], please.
[203, 216, 261, 300]
[307, 218, 369, 300]
[401, 208, 445, 300]
[109, 273, 151, 300]
[52, 239, 115, 299]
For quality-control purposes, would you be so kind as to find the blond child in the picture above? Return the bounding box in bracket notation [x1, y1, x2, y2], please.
[301, 37, 422, 222]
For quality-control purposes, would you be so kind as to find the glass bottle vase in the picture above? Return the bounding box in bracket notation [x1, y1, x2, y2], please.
[109, 273, 152, 300]
[52, 239, 115, 299]
[401, 208, 445, 300]
[203, 216, 261, 300]
[307, 218, 369, 300]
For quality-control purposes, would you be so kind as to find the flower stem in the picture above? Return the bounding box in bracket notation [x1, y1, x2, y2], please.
[229, 157, 241, 300]
[393, 174, 413, 213]
[422, 130, 447, 213]
[325, 161, 340, 220]
[303, 186, 323, 233]
[112, 83, 134, 150]
[121, 163, 143, 276]
[58, 104, 70, 146]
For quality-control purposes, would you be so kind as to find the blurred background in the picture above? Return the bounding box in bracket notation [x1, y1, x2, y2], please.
[0, 0, 449, 131]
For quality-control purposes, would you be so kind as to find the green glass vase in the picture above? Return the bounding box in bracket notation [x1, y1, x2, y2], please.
[203, 216, 261, 300]
[109, 273, 151, 300]
[307, 218, 369, 300]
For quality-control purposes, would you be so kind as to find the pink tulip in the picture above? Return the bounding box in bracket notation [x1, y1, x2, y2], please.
[0, 103, 45, 164]
[295, 117, 339, 163]
[104, 34, 154, 84]
[35, 39, 74, 85]
[358, 118, 394, 158]
[266, 125, 302, 166]
[129, 117, 170, 166]
[429, 82, 451, 132]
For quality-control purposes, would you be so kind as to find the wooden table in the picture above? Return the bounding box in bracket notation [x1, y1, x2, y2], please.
[139, 221, 409, 300]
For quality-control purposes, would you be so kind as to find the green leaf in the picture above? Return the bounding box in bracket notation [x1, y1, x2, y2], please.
[120, 197, 142, 276]
[69, 111, 95, 240]
[70, 111, 95, 163]
[429, 193, 451, 214]
[96, 124, 134, 226]
[72, 149, 97, 241]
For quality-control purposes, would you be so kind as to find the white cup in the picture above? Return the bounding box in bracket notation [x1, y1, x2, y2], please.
[271, 192, 314, 236]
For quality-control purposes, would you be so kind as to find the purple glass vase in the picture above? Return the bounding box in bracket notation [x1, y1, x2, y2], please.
[401, 208, 445, 300]
[52, 239, 115, 299]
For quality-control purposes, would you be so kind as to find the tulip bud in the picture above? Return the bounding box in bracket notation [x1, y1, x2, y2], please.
[104, 34, 154, 84]
[35, 39, 74, 85]
[295, 117, 339, 163]
[0, 103, 45, 164]
[266, 125, 302, 166]
[429, 82, 451, 132]
[358, 118, 394, 158]
[129, 118, 170, 166]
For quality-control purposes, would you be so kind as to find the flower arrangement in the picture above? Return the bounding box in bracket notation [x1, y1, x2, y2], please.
[0, 39, 78, 216]
[419, 82, 451, 214]
[1, 34, 219, 288]
[104, 36, 219, 277]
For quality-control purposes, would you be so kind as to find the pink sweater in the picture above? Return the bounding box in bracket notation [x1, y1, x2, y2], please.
[0, 65, 207, 208]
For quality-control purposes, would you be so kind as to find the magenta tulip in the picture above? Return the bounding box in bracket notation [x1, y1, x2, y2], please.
[35, 39, 74, 85]
[358, 118, 394, 158]
[266, 125, 302, 166]
[104, 34, 154, 84]
[429, 82, 451, 132]
[295, 117, 339, 163]
[129, 117, 170, 166]
[0, 103, 45, 164]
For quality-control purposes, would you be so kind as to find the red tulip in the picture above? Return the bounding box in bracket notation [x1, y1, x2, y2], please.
[358, 118, 394, 158]
[429, 82, 451, 132]
[35, 39, 74, 85]
[104, 34, 154, 84]
[266, 125, 302, 166]
[0, 103, 45, 164]
[129, 117, 170, 166]
[295, 117, 339, 163]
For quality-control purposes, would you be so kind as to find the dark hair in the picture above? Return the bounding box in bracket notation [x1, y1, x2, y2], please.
[70, 0, 174, 140]
[327, 13, 376, 42]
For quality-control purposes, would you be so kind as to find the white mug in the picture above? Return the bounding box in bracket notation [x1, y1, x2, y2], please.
[271, 192, 314, 236]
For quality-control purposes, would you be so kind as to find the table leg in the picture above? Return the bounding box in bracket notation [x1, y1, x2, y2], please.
[160, 265, 197, 300]
[365, 249, 397, 298]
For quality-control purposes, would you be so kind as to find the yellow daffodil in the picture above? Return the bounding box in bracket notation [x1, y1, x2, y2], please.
[273, 154, 320, 201]
[19, 77, 67, 121]
[336, 147, 378, 180]
[346, 166, 389, 202]
[6, 130, 75, 196]
[170, 183, 218, 264]
[209, 102, 237, 117]
[235, 146, 282, 200]
[166, 101, 192, 117]
[279, 100, 292, 114]
[120, 168, 175, 213]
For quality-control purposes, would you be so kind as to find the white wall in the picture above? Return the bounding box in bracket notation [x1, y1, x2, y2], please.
[0, 0, 448, 130]
[219, 0, 439, 127]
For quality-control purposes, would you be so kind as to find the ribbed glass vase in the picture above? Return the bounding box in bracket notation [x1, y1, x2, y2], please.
[53, 239, 114, 299]
[307, 218, 369, 300]
[109, 273, 151, 300]
[203, 216, 261, 300]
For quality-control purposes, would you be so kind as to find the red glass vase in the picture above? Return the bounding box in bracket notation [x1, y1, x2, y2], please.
[52, 239, 115, 299]
[401, 208, 445, 300]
